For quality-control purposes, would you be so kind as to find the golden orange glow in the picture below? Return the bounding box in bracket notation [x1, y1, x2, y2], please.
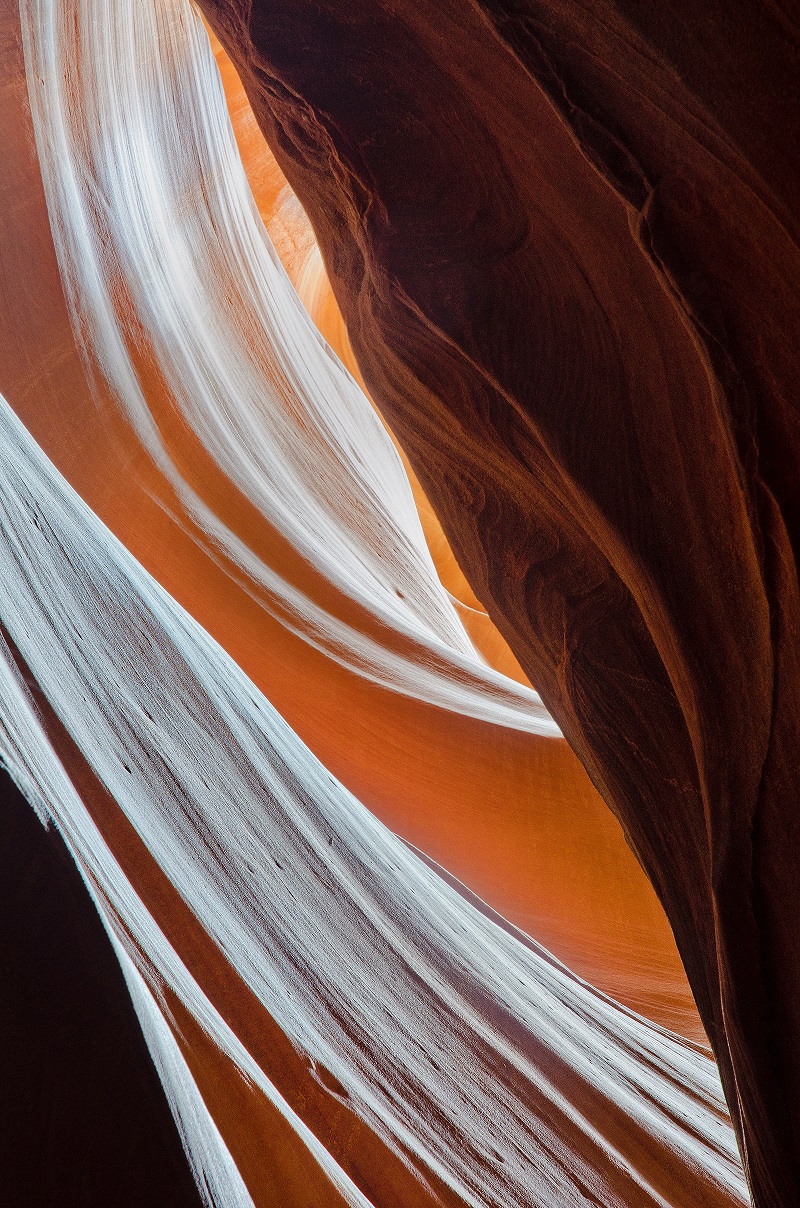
[0, 0, 757, 1201]
[203, 24, 702, 1040]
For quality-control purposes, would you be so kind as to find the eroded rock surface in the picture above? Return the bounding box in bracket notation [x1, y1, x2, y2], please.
[199, 2, 800, 1202]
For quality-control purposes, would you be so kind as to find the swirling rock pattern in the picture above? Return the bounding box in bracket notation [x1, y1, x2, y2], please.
[0, 383, 748, 1206]
[198, 2, 800, 1204]
[2, 0, 704, 1044]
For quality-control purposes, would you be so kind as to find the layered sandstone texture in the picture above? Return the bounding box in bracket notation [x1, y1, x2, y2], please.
[0, 0, 793, 1203]
[198, 2, 800, 1205]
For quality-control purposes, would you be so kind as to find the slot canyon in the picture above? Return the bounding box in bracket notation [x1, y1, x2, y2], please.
[1, 0, 798, 1204]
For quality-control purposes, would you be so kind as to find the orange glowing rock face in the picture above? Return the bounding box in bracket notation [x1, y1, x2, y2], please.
[0, 0, 758, 1204]
[209, 22, 509, 653]
[205, 22, 702, 1040]
[200, 0, 800, 1202]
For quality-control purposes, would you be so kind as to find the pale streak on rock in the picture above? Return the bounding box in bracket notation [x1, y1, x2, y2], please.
[7, 0, 705, 1037]
[0, 392, 747, 1205]
[20, 0, 554, 737]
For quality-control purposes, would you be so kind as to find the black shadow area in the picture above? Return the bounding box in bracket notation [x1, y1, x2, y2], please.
[0, 764, 203, 1207]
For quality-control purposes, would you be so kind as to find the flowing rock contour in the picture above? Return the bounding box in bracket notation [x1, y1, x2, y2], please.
[1, 0, 753, 1199]
[198, 2, 800, 1203]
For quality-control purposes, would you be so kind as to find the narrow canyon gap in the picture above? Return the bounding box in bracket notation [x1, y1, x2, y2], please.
[0, 0, 753, 1201]
[197, 1, 800, 1204]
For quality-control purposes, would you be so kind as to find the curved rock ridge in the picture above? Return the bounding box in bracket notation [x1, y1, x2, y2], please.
[22, 0, 548, 738]
[204, 25, 525, 685]
[0, 0, 701, 1033]
[194, 1, 800, 1202]
[0, 391, 748, 1207]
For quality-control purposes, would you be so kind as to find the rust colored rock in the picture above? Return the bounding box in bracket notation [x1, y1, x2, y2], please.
[1, 0, 702, 1050]
[199, 2, 800, 1203]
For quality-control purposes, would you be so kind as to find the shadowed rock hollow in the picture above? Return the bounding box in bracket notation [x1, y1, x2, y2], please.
[197, 2, 800, 1204]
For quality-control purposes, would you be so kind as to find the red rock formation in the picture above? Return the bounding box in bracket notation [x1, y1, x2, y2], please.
[206, 23, 517, 659]
[1, 0, 707, 1048]
[199, 2, 800, 1203]
[0, 392, 748, 1206]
